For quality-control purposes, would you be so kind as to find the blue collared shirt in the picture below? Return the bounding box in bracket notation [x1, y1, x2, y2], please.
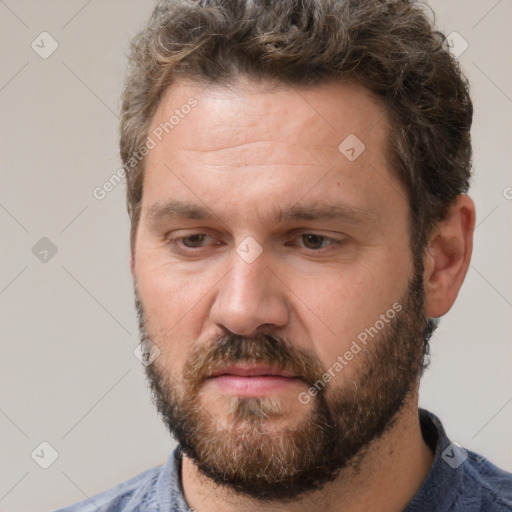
[56, 409, 512, 511]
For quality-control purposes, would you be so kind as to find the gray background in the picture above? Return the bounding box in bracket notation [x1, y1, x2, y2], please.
[1, 1, 511, 510]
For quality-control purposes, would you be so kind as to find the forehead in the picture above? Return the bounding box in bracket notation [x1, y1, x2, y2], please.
[141, 78, 405, 229]
[149, 78, 389, 160]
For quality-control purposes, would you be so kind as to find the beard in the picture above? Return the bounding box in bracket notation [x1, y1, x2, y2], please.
[135, 262, 436, 502]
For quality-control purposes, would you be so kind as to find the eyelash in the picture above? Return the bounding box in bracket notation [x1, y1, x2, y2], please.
[166, 233, 343, 254]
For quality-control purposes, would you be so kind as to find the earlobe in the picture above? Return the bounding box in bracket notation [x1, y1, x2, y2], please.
[423, 194, 476, 318]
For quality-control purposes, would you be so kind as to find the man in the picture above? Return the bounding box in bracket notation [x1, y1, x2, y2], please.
[58, 0, 512, 510]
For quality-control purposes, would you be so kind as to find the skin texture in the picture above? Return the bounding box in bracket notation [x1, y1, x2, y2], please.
[131, 78, 475, 512]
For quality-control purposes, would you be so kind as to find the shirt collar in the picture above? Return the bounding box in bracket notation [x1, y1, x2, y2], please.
[404, 408, 464, 511]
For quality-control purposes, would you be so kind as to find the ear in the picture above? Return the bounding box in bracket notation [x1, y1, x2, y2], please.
[423, 194, 476, 318]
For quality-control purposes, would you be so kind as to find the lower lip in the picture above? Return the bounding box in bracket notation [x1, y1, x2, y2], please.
[207, 375, 302, 396]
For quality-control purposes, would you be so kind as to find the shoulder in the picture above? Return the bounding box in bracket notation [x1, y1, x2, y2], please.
[413, 409, 512, 512]
[460, 450, 512, 511]
[55, 465, 162, 512]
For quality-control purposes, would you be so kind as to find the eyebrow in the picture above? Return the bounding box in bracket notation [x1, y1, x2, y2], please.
[146, 199, 376, 227]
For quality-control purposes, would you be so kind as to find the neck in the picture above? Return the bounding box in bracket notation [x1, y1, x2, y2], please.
[180, 394, 434, 512]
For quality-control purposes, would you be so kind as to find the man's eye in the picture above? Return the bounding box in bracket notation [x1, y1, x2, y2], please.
[296, 234, 338, 250]
[167, 234, 216, 252]
[180, 234, 209, 248]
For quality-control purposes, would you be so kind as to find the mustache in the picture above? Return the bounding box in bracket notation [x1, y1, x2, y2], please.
[183, 334, 326, 393]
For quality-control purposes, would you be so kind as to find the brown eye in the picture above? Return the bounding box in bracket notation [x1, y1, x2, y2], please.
[181, 234, 208, 248]
[300, 234, 330, 250]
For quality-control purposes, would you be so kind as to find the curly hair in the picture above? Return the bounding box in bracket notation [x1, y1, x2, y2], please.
[120, 0, 472, 256]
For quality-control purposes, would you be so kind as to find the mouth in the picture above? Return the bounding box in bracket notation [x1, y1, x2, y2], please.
[206, 364, 302, 396]
[209, 364, 298, 378]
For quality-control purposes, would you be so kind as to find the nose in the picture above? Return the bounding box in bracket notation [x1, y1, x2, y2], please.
[209, 246, 289, 336]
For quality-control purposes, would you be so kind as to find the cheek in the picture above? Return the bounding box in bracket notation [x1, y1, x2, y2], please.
[135, 259, 210, 367]
[292, 252, 411, 375]
[136, 243, 208, 313]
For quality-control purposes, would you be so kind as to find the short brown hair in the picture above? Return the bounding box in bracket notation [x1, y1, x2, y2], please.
[120, 0, 472, 255]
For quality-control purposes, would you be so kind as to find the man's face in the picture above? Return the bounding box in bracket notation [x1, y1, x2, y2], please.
[132, 79, 429, 499]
